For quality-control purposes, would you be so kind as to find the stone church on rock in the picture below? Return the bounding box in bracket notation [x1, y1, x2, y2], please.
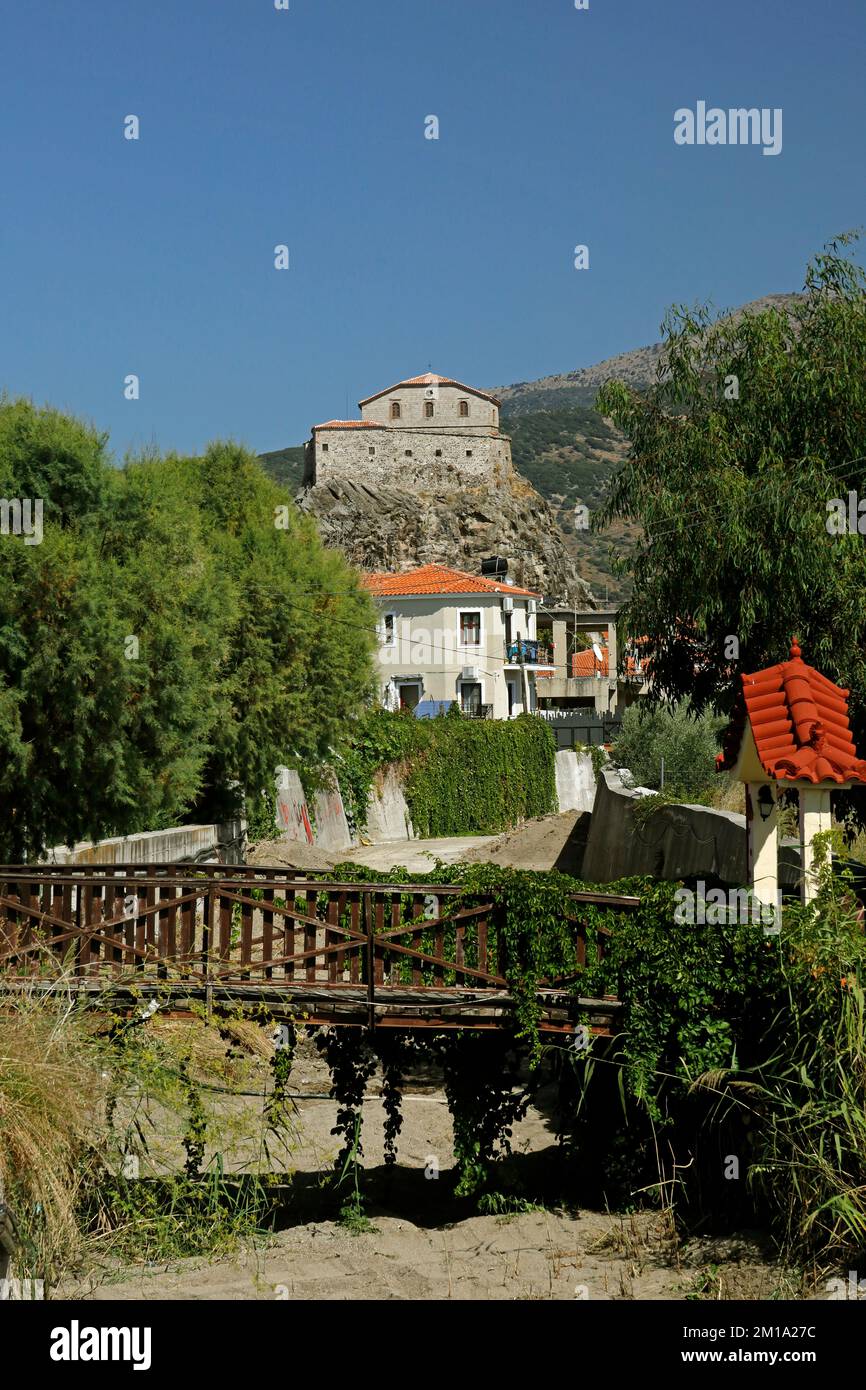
[303, 372, 511, 490]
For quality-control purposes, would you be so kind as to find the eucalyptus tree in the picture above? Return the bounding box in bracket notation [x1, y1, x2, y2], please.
[595, 237, 866, 755]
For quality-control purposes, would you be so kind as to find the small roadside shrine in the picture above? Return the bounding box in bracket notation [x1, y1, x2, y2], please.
[716, 640, 866, 905]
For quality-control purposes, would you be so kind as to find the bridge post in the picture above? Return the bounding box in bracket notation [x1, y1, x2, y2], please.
[364, 890, 375, 1031]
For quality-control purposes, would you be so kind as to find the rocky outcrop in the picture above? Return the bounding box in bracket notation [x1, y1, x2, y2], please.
[297, 471, 594, 605]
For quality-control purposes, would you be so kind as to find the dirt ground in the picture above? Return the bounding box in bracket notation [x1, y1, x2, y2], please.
[64, 1032, 798, 1302]
[250, 810, 586, 877]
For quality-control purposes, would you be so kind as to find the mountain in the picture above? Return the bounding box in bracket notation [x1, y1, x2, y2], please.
[492, 293, 801, 414]
[501, 405, 633, 602]
[257, 444, 305, 492]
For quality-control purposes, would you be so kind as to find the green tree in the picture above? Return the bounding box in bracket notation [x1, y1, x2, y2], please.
[0, 406, 377, 858]
[179, 441, 377, 821]
[0, 408, 227, 857]
[609, 698, 725, 801]
[595, 237, 866, 759]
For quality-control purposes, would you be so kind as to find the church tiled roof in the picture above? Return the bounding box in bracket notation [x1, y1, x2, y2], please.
[358, 373, 501, 407]
[313, 420, 387, 430]
[717, 639, 866, 785]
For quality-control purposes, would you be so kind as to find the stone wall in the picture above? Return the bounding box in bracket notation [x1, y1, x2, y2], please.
[360, 382, 499, 432]
[307, 426, 512, 489]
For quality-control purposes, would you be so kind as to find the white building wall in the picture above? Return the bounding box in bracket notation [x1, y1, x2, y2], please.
[373, 593, 538, 719]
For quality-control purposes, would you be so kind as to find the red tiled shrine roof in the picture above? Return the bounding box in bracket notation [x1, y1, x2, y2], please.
[717, 639, 866, 785]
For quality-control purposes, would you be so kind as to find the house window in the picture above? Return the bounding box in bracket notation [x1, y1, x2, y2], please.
[424, 401, 434, 417]
[397, 682, 421, 711]
[390, 401, 402, 420]
[459, 611, 481, 646]
[322, 443, 329, 451]
[405, 449, 413, 457]
[382, 613, 396, 646]
[369, 446, 376, 455]
[466, 450, 473, 458]
[435, 449, 442, 457]
[458, 400, 469, 417]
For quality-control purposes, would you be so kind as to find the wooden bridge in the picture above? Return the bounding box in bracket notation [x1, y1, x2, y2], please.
[0, 865, 638, 1037]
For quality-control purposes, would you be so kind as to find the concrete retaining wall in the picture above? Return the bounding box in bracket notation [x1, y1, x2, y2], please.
[364, 768, 414, 843]
[44, 820, 245, 866]
[554, 749, 597, 814]
[581, 766, 800, 889]
[267, 744, 591, 855]
[311, 782, 354, 852]
[274, 767, 355, 852]
[275, 768, 315, 844]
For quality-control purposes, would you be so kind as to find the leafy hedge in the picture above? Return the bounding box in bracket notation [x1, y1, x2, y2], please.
[336, 708, 556, 838]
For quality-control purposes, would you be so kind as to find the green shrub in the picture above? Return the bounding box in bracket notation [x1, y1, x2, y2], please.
[610, 698, 726, 801]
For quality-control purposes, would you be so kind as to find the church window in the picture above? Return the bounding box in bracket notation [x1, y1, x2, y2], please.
[425, 401, 434, 417]
[458, 400, 469, 417]
[390, 401, 402, 420]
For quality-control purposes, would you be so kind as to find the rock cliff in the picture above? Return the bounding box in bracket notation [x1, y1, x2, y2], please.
[296, 470, 594, 605]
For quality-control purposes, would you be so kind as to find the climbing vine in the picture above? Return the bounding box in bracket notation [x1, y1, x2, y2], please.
[315, 1027, 378, 1221]
[337, 708, 556, 837]
[436, 1033, 530, 1198]
[178, 1054, 208, 1179]
[376, 1034, 415, 1167]
[263, 1019, 297, 1158]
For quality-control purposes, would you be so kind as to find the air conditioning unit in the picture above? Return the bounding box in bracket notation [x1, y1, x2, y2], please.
[502, 595, 514, 613]
[461, 666, 479, 681]
[527, 599, 537, 614]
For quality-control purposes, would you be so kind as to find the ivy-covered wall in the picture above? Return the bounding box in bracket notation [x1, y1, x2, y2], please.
[337, 709, 556, 837]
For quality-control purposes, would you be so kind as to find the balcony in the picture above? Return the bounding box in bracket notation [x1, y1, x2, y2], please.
[504, 639, 554, 668]
[460, 702, 493, 719]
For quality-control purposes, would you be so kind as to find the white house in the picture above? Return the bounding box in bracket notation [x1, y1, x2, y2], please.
[361, 563, 554, 719]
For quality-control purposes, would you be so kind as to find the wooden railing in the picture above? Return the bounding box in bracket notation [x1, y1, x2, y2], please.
[0, 867, 639, 1033]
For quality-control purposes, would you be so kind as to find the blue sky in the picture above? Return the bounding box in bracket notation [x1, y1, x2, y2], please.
[1, 0, 863, 459]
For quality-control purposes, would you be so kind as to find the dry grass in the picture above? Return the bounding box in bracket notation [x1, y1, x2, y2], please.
[0, 985, 106, 1278]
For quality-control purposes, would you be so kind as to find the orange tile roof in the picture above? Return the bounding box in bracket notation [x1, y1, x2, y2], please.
[314, 420, 387, 430]
[572, 649, 608, 677]
[358, 373, 501, 408]
[361, 563, 540, 598]
[570, 645, 646, 679]
[717, 639, 866, 784]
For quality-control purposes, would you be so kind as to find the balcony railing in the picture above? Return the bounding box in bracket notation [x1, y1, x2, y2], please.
[505, 639, 554, 666]
[460, 702, 493, 719]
